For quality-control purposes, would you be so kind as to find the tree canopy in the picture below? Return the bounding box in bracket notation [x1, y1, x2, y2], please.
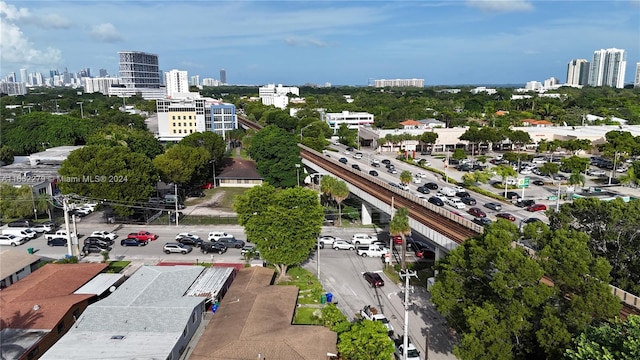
[248, 125, 300, 188]
[86, 124, 164, 159]
[234, 184, 324, 281]
[337, 320, 395, 360]
[565, 315, 640, 360]
[152, 145, 210, 186]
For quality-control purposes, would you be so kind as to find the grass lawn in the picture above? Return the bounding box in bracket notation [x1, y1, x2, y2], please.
[293, 307, 323, 325]
[106, 260, 131, 273]
[217, 187, 249, 209]
[279, 266, 325, 305]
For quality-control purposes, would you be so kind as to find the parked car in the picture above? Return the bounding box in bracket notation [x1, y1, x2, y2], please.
[121, 238, 148, 247]
[318, 235, 341, 247]
[169, 212, 184, 223]
[187, 190, 205, 198]
[82, 244, 111, 256]
[521, 217, 543, 225]
[208, 231, 232, 241]
[177, 235, 203, 247]
[496, 213, 517, 221]
[47, 237, 68, 247]
[527, 204, 547, 212]
[332, 240, 355, 250]
[216, 237, 245, 249]
[83, 237, 113, 249]
[240, 245, 260, 258]
[200, 241, 227, 254]
[417, 185, 430, 194]
[553, 174, 567, 181]
[32, 223, 55, 233]
[369, 170, 379, 176]
[468, 207, 486, 218]
[163, 242, 193, 254]
[505, 191, 521, 200]
[460, 197, 477, 206]
[0, 234, 27, 246]
[428, 196, 444, 207]
[424, 182, 438, 190]
[7, 219, 33, 228]
[91, 231, 118, 241]
[363, 272, 385, 287]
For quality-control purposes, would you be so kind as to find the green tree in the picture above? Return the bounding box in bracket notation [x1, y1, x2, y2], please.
[336, 123, 357, 147]
[248, 125, 300, 188]
[58, 146, 158, 216]
[321, 304, 351, 333]
[86, 124, 164, 159]
[560, 156, 589, 174]
[0, 184, 49, 219]
[493, 164, 517, 191]
[567, 171, 586, 189]
[460, 126, 483, 157]
[419, 131, 438, 152]
[462, 170, 492, 186]
[0, 145, 14, 165]
[153, 145, 210, 186]
[452, 148, 467, 161]
[399, 170, 412, 186]
[389, 207, 411, 269]
[178, 131, 226, 165]
[320, 175, 350, 226]
[565, 315, 640, 360]
[234, 185, 324, 282]
[337, 320, 395, 360]
[539, 162, 560, 178]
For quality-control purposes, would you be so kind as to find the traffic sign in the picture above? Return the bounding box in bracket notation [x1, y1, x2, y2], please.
[517, 177, 530, 188]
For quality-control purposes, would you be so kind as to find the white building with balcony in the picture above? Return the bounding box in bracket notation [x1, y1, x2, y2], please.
[322, 111, 374, 134]
[258, 84, 299, 109]
[165, 69, 189, 98]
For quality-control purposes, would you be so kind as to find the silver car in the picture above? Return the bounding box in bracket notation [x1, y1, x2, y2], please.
[484, 202, 502, 211]
[332, 240, 355, 251]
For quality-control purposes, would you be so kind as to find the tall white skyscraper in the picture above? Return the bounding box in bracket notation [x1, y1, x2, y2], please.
[588, 48, 627, 88]
[165, 69, 189, 98]
[566, 59, 589, 86]
[634, 62, 640, 88]
[19, 68, 27, 84]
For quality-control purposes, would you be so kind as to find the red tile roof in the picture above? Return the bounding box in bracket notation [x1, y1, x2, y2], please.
[400, 119, 422, 126]
[0, 263, 107, 330]
[522, 119, 553, 125]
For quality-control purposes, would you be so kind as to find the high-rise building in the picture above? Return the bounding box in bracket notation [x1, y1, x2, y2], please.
[634, 62, 640, 88]
[99, 69, 108, 77]
[220, 69, 226, 84]
[165, 69, 189, 98]
[566, 59, 589, 86]
[588, 48, 627, 88]
[19, 69, 27, 84]
[373, 79, 424, 88]
[190, 75, 200, 87]
[118, 51, 161, 88]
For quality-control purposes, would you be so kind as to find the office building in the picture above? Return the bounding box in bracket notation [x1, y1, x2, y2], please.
[634, 62, 640, 88]
[156, 93, 237, 142]
[190, 75, 200, 87]
[258, 84, 299, 109]
[165, 69, 189, 98]
[117, 51, 161, 88]
[220, 69, 226, 84]
[588, 48, 626, 88]
[99, 68, 108, 77]
[202, 78, 221, 86]
[19, 69, 27, 84]
[322, 111, 374, 134]
[566, 59, 590, 86]
[373, 78, 424, 88]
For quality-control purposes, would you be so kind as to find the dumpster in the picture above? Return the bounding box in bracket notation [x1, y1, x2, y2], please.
[27, 248, 34, 254]
[320, 294, 327, 304]
[326, 292, 333, 303]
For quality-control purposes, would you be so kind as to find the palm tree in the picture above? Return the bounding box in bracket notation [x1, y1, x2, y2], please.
[389, 207, 411, 270]
[333, 180, 350, 226]
[400, 171, 412, 186]
[320, 175, 336, 207]
[568, 171, 585, 193]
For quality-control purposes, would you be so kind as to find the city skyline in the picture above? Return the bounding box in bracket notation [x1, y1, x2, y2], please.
[1, 0, 639, 86]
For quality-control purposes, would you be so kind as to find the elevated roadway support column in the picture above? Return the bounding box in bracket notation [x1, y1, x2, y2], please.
[361, 203, 372, 225]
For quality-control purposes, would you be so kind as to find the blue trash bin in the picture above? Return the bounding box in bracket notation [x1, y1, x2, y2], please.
[326, 292, 333, 303]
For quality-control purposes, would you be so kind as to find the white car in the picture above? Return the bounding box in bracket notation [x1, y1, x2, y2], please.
[397, 183, 410, 191]
[176, 232, 201, 241]
[0, 234, 27, 246]
[343, 149, 351, 155]
[353, 152, 363, 159]
[412, 177, 422, 184]
[420, 160, 432, 167]
[520, 169, 532, 175]
[332, 240, 355, 251]
[587, 169, 606, 176]
[446, 198, 466, 209]
[318, 235, 341, 247]
[208, 231, 232, 241]
[616, 167, 628, 173]
[415, 173, 427, 178]
[32, 223, 54, 233]
[91, 231, 118, 241]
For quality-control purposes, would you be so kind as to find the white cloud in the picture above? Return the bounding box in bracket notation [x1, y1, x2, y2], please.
[89, 23, 123, 42]
[284, 37, 329, 47]
[38, 13, 72, 29]
[466, 0, 534, 12]
[0, 1, 62, 67]
[0, 1, 71, 29]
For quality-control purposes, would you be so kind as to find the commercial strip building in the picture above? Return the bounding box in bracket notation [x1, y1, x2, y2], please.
[156, 92, 237, 142]
[0, 263, 109, 360]
[42, 265, 235, 360]
[189, 267, 338, 360]
[322, 110, 375, 134]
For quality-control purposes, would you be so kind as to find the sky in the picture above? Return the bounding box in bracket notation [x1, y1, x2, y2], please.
[1, 0, 639, 86]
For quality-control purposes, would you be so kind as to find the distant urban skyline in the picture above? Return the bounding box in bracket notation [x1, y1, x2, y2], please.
[2, 1, 639, 86]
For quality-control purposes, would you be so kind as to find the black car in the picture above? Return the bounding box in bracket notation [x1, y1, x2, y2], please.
[200, 241, 227, 254]
[121, 238, 147, 247]
[455, 191, 470, 198]
[417, 185, 430, 194]
[363, 272, 384, 287]
[339, 157, 348, 164]
[177, 236, 203, 247]
[460, 197, 477, 206]
[8, 219, 34, 228]
[169, 212, 185, 223]
[473, 217, 493, 227]
[187, 190, 205, 198]
[346, 147, 354, 152]
[521, 217, 542, 225]
[81, 244, 111, 256]
[424, 182, 438, 190]
[533, 180, 545, 186]
[505, 191, 521, 200]
[47, 237, 67, 247]
[83, 237, 113, 249]
[514, 199, 535, 208]
[428, 196, 444, 206]
[381, 159, 391, 165]
[352, 164, 361, 171]
[369, 170, 379, 176]
[216, 237, 245, 249]
[371, 162, 380, 167]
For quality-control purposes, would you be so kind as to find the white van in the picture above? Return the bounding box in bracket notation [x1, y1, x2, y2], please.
[440, 187, 457, 197]
[2, 228, 36, 240]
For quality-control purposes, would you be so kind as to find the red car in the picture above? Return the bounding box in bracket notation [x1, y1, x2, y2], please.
[468, 207, 486, 218]
[392, 235, 403, 245]
[527, 204, 547, 212]
[496, 213, 516, 222]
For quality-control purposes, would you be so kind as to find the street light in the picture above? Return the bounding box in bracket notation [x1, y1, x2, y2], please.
[76, 102, 84, 119]
[209, 159, 216, 188]
[300, 123, 314, 141]
[295, 164, 301, 187]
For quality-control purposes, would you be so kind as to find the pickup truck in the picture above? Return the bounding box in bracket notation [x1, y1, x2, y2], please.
[44, 230, 75, 241]
[127, 231, 158, 241]
[360, 305, 394, 335]
[356, 244, 389, 257]
[394, 337, 422, 360]
[91, 231, 118, 241]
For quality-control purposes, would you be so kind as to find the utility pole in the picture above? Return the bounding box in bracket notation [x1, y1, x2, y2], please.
[175, 183, 179, 227]
[77, 101, 84, 119]
[400, 269, 418, 360]
[62, 197, 73, 257]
